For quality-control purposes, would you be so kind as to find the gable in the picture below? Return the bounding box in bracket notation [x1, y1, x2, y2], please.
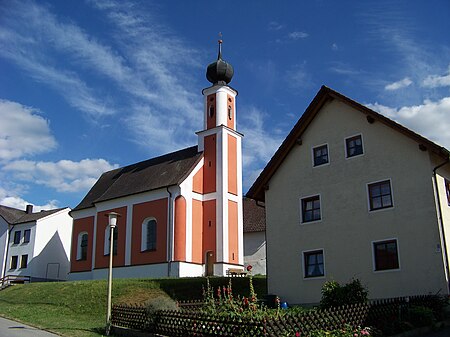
[247, 86, 449, 202]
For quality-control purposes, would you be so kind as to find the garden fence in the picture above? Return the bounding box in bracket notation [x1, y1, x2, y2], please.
[111, 294, 444, 336]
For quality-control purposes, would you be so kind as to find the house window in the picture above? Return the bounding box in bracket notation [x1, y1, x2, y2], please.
[13, 231, 21, 244]
[24, 229, 31, 243]
[373, 239, 399, 271]
[104, 226, 118, 256]
[313, 144, 329, 167]
[304, 250, 324, 278]
[20, 255, 28, 269]
[142, 218, 157, 251]
[10, 256, 18, 269]
[77, 232, 88, 261]
[445, 179, 450, 206]
[368, 180, 393, 211]
[346, 135, 363, 158]
[301, 195, 321, 223]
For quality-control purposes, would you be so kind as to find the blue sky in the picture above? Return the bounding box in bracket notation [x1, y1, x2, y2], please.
[1, 0, 449, 211]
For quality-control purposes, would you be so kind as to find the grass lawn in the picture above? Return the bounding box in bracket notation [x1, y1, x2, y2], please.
[0, 276, 267, 337]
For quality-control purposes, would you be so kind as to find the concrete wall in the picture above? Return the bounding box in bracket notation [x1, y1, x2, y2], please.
[265, 99, 448, 305]
[244, 231, 266, 275]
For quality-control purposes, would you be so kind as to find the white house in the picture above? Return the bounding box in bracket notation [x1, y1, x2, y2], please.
[69, 41, 245, 280]
[243, 197, 266, 275]
[0, 204, 72, 282]
[247, 86, 450, 305]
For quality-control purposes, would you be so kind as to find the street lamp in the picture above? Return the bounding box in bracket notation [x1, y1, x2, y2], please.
[105, 211, 120, 336]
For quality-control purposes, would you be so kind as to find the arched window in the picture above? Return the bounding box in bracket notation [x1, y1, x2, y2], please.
[104, 226, 118, 256]
[228, 105, 232, 120]
[141, 218, 157, 251]
[77, 232, 88, 261]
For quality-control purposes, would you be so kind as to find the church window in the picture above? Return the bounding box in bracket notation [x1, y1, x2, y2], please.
[77, 232, 88, 261]
[142, 218, 157, 251]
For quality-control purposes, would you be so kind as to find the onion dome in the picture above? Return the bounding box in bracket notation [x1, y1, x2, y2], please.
[206, 40, 234, 85]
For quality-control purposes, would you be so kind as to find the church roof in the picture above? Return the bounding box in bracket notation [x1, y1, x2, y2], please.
[0, 205, 65, 225]
[243, 197, 266, 233]
[73, 145, 203, 211]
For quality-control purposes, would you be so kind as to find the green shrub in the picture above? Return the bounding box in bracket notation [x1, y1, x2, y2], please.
[408, 305, 435, 328]
[320, 279, 368, 309]
[146, 295, 179, 313]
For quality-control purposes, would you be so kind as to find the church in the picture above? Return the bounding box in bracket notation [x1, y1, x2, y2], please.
[69, 41, 245, 280]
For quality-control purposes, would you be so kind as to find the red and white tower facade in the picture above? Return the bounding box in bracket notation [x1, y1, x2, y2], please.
[196, 40, 244, 275]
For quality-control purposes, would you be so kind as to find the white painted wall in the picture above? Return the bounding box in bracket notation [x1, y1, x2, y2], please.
[5, 208, 72, 281]
[244, 231, 266, 275]
[265, 99, 448, 305]
[0, 217, 8, 279]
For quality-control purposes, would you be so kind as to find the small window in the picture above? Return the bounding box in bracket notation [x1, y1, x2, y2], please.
[142, 218, 157, 251]
[304, 250, 324, 278]
[313, 145, 329, 167]
[301, 195, 321, 223]
[13, 231, 21, 244]
[445, 179, 450, 206]
[24, 229, 31, 243]
[20, 255, 28, 269]
[208, 105, 215, 118]
[346, 135, 363, 158]
[104, 227, 118, 256]
[228, 105, 232, 120]
[10, 256, 18, 269]
[373, 239, 399, 271]
[77, 232, 88, 261]
[368, 180, 393, 211]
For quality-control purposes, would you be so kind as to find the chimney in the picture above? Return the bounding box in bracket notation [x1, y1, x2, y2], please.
[26, 204, 33, 214]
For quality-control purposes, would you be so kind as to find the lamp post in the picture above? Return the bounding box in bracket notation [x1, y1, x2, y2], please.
[105, 211, 120, 336]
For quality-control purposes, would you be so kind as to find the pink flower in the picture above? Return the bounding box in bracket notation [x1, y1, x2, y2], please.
[295, 332, 301, 337]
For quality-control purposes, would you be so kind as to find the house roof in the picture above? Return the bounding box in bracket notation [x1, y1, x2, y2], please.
[0, 205, 65, 225]
[247, 85, 450, 202]
[243, 197, 266, 232]
[72, 145, 203, 211]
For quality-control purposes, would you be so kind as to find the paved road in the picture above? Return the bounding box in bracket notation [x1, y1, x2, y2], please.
[0, 316, 60, 337]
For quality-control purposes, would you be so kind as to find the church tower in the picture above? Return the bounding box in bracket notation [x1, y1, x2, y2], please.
[197, 40, 244, 275]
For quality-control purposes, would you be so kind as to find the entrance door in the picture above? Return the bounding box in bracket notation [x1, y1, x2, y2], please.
[206, 251, 214, 276]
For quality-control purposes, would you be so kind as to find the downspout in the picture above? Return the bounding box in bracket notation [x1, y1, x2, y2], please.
[1, 225, 14, 285]
[166, 187, 173, 277]
[433, 157, 450, 293]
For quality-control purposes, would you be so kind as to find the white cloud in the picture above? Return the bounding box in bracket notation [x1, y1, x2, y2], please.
[0, 99, 57, 162]
[285, 63, 313, 90]
[0, 0, 202, 136]
[239, 106, 284, 191]
[288, 31, 309, 40]
[422, 65, 450, 88]
[367, 97, 450, 149]
[3, 159, 119, 193]
[331, 43, 338, 51]
[0, 186, 59, 211]
[385, 77, 413, 91]
[268, 21, 285, 31]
